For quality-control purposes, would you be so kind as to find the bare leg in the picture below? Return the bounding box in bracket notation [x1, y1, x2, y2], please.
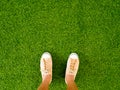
[37, 75, 51, 90]
[66, 75, 78, 90]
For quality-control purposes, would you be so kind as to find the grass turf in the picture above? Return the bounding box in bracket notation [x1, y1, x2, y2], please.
[0, 0, 120, 90]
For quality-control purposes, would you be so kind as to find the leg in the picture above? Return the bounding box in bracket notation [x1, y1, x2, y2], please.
[65, 53, 79, 90]
[37, 75, 51, 90]
[38, 52, 52, 90]
[66, 75, 78, 90]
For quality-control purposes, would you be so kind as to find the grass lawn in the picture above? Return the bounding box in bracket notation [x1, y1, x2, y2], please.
[0, 0, 120, 90]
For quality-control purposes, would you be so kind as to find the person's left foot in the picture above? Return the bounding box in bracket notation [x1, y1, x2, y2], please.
[40, 52, 52, 84]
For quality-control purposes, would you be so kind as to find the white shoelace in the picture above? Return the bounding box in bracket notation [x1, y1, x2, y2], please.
[69, 59, 77, 73]
[42, 58, 50, 74]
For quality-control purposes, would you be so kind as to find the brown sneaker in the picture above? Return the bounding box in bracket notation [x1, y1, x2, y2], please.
[40, 52, 52, 84]
[65, 53, 79, 84]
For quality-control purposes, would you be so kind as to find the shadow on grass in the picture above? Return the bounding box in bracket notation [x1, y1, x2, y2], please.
[51, 52, 67, 82]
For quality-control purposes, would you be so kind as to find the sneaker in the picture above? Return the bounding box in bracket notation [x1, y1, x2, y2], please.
[40, 52, 52, 84]
[65, 53, 79, 83]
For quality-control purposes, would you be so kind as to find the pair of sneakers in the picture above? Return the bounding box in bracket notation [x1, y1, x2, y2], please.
[40, 52, 79, 84]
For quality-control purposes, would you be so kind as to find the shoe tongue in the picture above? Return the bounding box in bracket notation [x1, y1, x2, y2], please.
[44, 70, 49, 74]
[41, 69, 49, 74]
[69, 70, 74, 74]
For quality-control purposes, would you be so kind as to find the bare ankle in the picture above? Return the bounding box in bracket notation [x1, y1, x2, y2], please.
[66, 74, 75, 84]
[42, 74, 52, 84]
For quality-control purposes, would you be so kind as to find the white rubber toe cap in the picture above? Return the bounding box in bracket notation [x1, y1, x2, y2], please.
[69, 53, 79, 59]
[41, 52, 51, 59]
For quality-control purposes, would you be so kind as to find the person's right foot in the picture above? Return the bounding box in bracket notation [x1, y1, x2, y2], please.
[40, 52, 52, 84]
[65, 53, 79, 84]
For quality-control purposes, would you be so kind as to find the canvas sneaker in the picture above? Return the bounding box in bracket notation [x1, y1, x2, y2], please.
[40, 52, 52, 84]
[65, 53, 79, 83]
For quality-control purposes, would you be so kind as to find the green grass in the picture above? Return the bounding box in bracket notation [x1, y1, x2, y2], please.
[0, 0, 120, 90]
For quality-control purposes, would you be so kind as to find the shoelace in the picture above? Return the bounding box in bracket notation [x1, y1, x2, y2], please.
[69, 59, 77, 73]
[43, 58, 50, 74]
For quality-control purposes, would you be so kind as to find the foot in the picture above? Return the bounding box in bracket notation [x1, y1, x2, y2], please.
[65, 53, 79, 84]
[40, 52, 52, 84]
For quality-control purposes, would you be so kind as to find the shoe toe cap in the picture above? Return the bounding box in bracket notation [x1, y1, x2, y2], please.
[69, 53, 79, 59]
[42, 52, 51, 59]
